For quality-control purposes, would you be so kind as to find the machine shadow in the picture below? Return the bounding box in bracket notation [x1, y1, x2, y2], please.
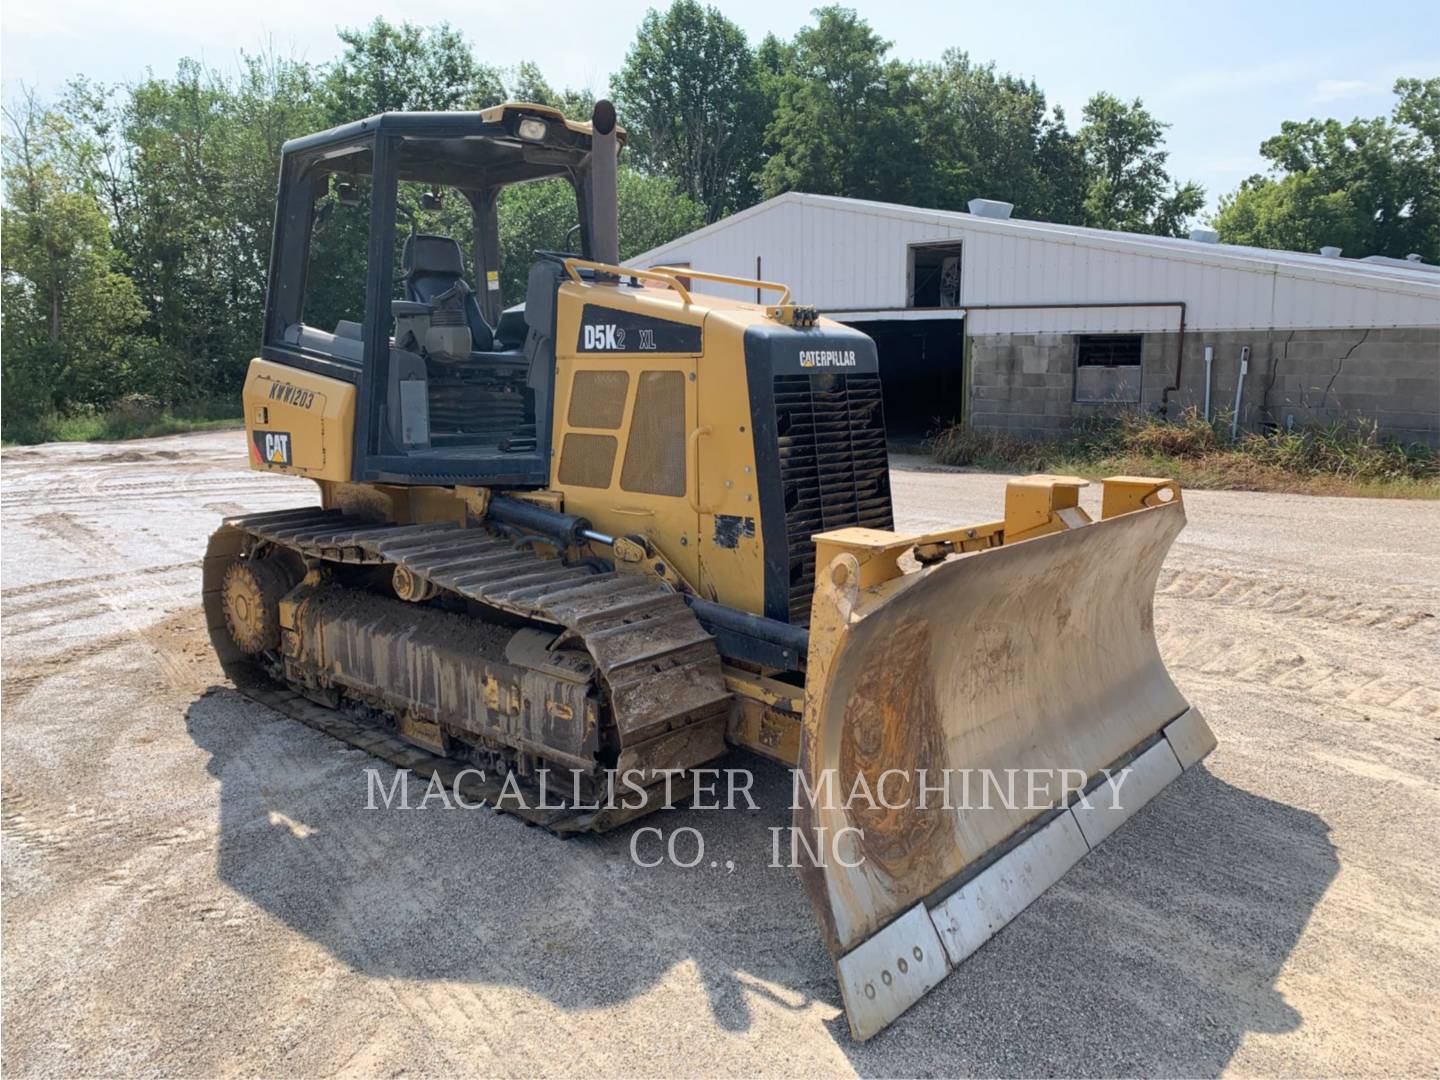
[185, 687, 831, 1036]
[188, 689, 1335, 1071]
[835, 765, 1339, 1078]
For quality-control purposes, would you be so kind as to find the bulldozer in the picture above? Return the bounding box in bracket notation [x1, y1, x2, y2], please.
[204, 100, 1215, 1040]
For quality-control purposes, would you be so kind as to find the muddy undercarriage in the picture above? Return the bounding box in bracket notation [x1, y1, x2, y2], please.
[203, 507, 731, 833]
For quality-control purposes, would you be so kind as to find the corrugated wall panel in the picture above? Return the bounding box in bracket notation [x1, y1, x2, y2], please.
[630, 196, 1439, 330]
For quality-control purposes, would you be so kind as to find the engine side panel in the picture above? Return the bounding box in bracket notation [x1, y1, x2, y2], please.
[547, 282, 892, 623]
[549, 283, 708, 590]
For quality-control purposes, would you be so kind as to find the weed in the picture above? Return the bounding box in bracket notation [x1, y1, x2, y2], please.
[1, 399, 242, 446]
[925, 409, 1438, 499]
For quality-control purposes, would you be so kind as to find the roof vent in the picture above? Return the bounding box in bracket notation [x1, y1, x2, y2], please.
[968, 198, 1014, 220]
[1406, 253, 1423, 262]
[1319, 245, 1342, 258]
[1189, 227, 1219, 244]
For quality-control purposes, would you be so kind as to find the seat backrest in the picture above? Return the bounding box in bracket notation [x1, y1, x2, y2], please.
[401, 234, 494, 351]
[523, 259, 564, 386]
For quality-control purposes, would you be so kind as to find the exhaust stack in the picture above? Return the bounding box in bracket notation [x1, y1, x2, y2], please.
[589, 100, 620, 267]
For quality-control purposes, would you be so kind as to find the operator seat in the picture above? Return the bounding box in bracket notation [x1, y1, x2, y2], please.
[401, 234, 495, 352]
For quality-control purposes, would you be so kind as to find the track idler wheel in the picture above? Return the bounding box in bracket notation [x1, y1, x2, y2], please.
[221, 557, 296, 654]
[392, 564, 438, 603]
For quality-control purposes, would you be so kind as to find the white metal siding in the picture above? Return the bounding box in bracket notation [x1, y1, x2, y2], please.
[631, 194, 1440, 333]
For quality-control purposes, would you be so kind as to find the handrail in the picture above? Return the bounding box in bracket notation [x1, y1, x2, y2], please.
[687, 426, 716, 514]
[563, 258, 797, 310]
[649, 266, 791, 307]
[562, 258, 693, 304]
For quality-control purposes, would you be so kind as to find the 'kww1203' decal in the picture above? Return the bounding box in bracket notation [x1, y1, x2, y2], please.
[266, 379, 317, 409]
[253, 430, 293, 466]
[577, 303, 701, 354]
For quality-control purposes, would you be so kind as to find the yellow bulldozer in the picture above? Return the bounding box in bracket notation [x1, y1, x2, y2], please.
[204, 100, 1214, 1040]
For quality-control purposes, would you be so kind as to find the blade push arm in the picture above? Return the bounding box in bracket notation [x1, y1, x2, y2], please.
[815, 475, 1182, 586]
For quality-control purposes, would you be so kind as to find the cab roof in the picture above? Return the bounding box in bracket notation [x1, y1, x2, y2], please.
[281, 102, 625, 154]
[280, 103, 625, 190]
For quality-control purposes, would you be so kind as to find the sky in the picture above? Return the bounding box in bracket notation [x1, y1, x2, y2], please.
[3, 0, 1438, 216]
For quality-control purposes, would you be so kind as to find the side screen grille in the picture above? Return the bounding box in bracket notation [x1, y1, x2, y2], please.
[620, 371, 686, 496]
[773, 372, 893, 624]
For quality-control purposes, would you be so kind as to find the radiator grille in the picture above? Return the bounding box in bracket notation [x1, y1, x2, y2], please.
[773, 372, 892, 624]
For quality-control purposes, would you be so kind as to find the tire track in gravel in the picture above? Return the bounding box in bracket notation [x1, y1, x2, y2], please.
[5, 476, 284, 509]
[2, 560, 199, 607]
[1158, 568, 1438, 633]
[0, 783, 214, 876]
[1158, 625, 1440, 719]
[2, 565, 200, 646]
[0, 620, 203, 709]
[24, 513, 199, 695]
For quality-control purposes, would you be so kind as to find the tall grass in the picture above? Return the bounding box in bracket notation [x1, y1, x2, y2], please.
[1, 398, 242, 446]
[926, 409, 1439, 498]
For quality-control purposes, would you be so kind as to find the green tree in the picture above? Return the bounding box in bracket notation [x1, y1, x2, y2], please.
[496, 168, 703, 300]
[2, 91, 149, 425]
[759, 7, 930, 205]
[915, 51, 1085, 222]
[497, 179, 580, 300]
[754, 31, 795, 121]
[323, 19, 505, 122]
[100, 52, 323, 397]
[1215, 78, 1440, 260]
[613, 0, 765, 221]
[616, 166, 706, 258]
[1078, 92, 1203, 235]
[1034, 106, 1088, 225]
[505, 62, 595, 118]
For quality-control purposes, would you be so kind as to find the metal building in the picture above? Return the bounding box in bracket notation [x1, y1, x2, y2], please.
[631, 192, 1440, 444]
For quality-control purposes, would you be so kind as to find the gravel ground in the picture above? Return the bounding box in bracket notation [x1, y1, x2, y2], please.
[2, 431, 1437, 1078]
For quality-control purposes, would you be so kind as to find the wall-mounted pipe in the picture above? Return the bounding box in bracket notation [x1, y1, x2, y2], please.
[1202, 345, 1214, 420]
[1230, 345, 1250, 440]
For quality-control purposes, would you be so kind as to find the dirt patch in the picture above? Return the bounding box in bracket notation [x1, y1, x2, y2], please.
[3, 606, 218, 710]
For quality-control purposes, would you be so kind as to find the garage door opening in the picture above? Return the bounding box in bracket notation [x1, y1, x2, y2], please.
[845, 318, 966, 439]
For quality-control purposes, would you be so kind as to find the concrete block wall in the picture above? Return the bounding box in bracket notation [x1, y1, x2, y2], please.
[967, 326, 1439, 445]
[966, 332, 1079, 436]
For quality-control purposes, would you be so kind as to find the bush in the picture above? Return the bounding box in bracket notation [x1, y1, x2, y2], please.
[1104, 408, 1221, 459]
[925, 410, 1438, 498]
[1241, 418, 1436, 483]
[924, 424, 1057, 473]
[1, 399, 242, 445]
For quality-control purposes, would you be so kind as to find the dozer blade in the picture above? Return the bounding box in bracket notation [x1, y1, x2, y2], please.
[795, 492, 1214, 1041]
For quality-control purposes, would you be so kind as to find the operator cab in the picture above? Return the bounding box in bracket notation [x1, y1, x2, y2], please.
[262, 102, 623, 486]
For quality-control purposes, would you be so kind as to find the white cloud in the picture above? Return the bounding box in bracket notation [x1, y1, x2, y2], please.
[1310, 78, 1375, 103]
[1198, 154, 1268, 174]
[1307, 59, 1440, 105]
[1162, 57, 1324, 98]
